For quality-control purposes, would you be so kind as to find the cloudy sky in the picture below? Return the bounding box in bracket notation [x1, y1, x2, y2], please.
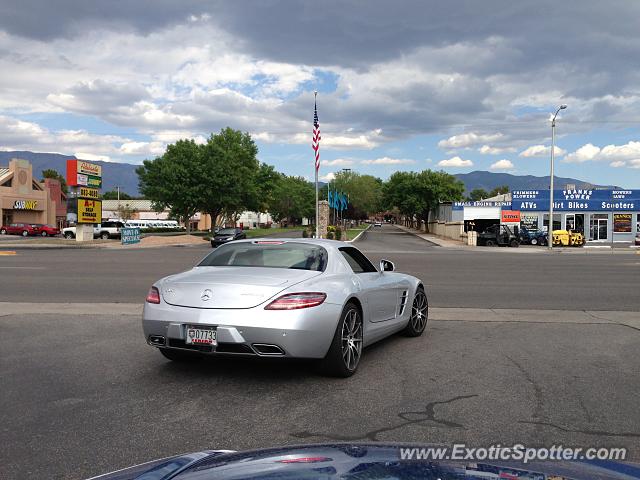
[1, 0, 640, 186]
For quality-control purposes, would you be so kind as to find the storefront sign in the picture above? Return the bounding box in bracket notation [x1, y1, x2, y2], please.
[521, 214, 539, 231]
[67, 159, 102, 187]
[13, 200, 38, 210]
[77, 199, 102, 224]
[512, 189, 640, 211]
[453, 201, 511, 210]
[121, 227, 141, 245]
[613, 213, 632, 233]
[79, 187, 100, 199]
[501, 210, 521, 223]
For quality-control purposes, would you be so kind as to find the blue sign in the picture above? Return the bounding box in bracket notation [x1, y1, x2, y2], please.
[511, 189, 640, 211]
[121, 227, 141, 245]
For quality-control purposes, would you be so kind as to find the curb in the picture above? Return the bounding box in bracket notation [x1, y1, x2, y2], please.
[345, 225, 371, 243]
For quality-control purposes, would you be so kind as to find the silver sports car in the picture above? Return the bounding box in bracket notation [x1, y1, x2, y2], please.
[142, 239, 428, 376]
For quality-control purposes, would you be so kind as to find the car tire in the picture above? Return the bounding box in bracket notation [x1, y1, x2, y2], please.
[22, 230, 28, 237]
[485, 239, 496, 247]
[100, 232, 110, 240]
[318, 301, 363, 378]
[402, 286, 428, 337]
[510, 239, 520, 248]
[0, 229, 6, 234]
[41, 231, 48, 237]
[64, 232, 74, 239]
[530, 238, 538, 245]
[159, 348, 202, 362]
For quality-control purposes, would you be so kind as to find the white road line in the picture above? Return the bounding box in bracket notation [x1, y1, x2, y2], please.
[0, 266, 45, 269]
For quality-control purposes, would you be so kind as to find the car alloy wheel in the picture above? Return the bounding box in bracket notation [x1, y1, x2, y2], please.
[0, 229, 6, 234]
[41, 231, 47, 237]
[531, 238, 538, 245]
[22, 230, 28, 237]
[341, 308, 363, 372]
[410, 289, 428, 333]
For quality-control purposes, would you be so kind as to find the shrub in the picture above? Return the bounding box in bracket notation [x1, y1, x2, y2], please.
[326, 231, 335, 240]
[302, 229, 309, 238]
[335, 229, 342, 240]
[327, 225, 336, 233]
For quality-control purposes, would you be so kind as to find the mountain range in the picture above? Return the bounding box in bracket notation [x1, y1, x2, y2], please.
[0, 151, 620, 196]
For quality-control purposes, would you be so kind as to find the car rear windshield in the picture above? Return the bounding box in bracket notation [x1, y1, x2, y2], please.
[198, 242, 328, 271]
[217, 228, 237, 235]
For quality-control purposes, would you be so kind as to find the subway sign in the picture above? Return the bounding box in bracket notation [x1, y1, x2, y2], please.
[511, 189, 640, 211]
[13, 200, 38, 210]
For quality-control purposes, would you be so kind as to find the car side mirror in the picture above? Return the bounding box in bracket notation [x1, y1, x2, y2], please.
[379, 259, 395, 272]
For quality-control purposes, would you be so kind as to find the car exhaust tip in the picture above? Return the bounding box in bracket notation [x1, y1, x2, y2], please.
[148, 335, 166, 347]
[252, 344, 285, 356]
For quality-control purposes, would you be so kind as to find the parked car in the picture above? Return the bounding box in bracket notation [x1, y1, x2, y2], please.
[210, 227, 246, 247]
[0, 223, 39, 236]
[31, 224, 60, 237]
[143, 239, 427, 377]
[97, 221, 125, 239]
[374, 221, 383, 227]
[518, 226, 547, 246]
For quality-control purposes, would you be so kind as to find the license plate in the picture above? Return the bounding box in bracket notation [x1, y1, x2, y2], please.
[185, 325, 217, 346]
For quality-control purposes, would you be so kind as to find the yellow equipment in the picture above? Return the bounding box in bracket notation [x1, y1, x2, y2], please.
[552, 229, 585, 247]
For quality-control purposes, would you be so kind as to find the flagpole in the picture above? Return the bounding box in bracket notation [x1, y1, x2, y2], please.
[314, 91, 319, 238]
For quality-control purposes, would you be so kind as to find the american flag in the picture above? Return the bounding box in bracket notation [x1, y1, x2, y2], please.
[312, 95, 321, 172]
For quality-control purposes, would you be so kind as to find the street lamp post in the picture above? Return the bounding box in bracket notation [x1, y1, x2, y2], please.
[548, 104, 567, 251]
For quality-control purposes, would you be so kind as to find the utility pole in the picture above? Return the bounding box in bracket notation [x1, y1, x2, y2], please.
[548, 104, 567, 251]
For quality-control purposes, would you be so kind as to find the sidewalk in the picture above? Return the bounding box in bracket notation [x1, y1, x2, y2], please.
[395, 224, 639, 254]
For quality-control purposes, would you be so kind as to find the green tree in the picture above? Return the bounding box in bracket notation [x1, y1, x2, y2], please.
[330, 171, 383, 217]
[199, 128, 261, 226]
[268, 174, 315, 225]
[41, 169, 68, 194]
[489, 185, 510, 197]
[102, 190, 133, 200]
[136, 139, 203, 234]
[383, 170, 464, 230]
[468, 188, 489, 201]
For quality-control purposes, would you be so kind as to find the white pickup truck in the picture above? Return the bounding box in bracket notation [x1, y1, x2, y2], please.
[62, 221, 125, 240]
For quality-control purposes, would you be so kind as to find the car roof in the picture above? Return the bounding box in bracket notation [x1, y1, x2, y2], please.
[231, 237, 351, 248]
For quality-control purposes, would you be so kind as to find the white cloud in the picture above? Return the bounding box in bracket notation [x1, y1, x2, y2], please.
[360, 157, 415, 165]
[489, 159, 514, 170]
[319, 172, 336, 181]
[438, 132, 503, 150]
[519, 145, 566, 158]
[563, 143, 601, 163]
[323, 159, 355, 167]
[563, 141, 640, 167]
[437, 156, 474, 167]
[75, 152, 112, 162]
[479, 145, 517, 155]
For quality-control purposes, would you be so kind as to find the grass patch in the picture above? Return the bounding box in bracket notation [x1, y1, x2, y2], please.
[245, 227, 305, 238]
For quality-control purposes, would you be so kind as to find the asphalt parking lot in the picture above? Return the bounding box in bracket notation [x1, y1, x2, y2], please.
[1, 224, 639, 479]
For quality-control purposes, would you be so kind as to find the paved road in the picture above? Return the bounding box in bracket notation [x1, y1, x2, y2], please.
[1, 224, 638, 310]
[1, 224, 639, 479]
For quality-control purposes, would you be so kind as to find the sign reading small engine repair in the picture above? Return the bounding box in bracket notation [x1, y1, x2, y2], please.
[77, 199, 102, 224]
[13, 200, 38, 210]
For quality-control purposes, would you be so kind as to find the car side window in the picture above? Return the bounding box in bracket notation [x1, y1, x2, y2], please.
[339, 247, 377, 273]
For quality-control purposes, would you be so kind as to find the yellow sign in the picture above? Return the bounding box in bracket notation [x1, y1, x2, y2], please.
[77, 161, 102, 177]
[77, 199, 102, 224]
[13, 200, 38, 210]
[79, 187, 100, 199]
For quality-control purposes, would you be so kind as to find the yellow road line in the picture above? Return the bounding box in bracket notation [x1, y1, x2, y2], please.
[0, 251, 17, 255]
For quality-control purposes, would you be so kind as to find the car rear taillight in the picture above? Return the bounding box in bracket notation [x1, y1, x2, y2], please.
[265, 292, 326, 310]
[146, 286, 161, 304]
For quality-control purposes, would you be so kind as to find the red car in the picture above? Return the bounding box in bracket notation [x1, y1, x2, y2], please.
[0, 222, 40, 236]
[32, 224, 61, 237]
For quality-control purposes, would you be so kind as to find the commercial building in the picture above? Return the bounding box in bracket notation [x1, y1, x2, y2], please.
[434, 188, 640, 245]
[0, 158, 67, 228]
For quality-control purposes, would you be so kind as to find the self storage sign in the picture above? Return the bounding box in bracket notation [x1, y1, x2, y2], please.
[77, 199, 102, 224]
